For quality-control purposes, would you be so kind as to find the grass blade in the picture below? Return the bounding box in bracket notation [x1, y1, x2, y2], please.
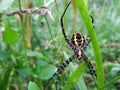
[0, 63, 13, 90]
[100, 75, 120, 90]
[74, 0, 104, 89]
[45, 16, 54, 41]
[63, 62, 87, 90]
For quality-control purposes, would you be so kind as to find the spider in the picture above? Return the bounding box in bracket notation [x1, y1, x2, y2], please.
[44, 1, 97, 90]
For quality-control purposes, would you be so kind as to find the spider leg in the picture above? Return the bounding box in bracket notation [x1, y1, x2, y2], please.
[44, 54, 77, 90]
[83, 35, 90, 50]
[60, 1, 71, 42]
[83, 15, 94, 50]
[82, 53, 98, 88]
[55, 74, 60, 90]
[60, 1, 76, 51]
[90, 15, 94, 28]
[82, 15, 94, 50]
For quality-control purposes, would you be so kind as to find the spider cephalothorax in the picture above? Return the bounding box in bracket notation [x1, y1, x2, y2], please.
[44, 1, 97, 90]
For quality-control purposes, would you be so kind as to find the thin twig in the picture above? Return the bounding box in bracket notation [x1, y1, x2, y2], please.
[7, 7, 52, 17]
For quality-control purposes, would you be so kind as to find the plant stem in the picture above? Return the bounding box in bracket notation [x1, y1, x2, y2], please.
[18, 0, 27, 57]
[45, 16, 54, 42]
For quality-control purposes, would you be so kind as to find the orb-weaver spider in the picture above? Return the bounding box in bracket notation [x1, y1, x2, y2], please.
[44, 1, 97, 90]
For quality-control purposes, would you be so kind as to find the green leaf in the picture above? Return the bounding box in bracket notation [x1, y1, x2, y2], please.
[2, 29, 19, 45]
[36, 59, 47, 66]
[27, 50, 50, 61]
[0, 50, 10, 61]
[74, 0, 104, 89]
[27, 50, 43, 57]
[0, 0, 15, 12]
[39, 64, 56, 80]
[16, 66, 33, 77]
[28, 81, 40, 90]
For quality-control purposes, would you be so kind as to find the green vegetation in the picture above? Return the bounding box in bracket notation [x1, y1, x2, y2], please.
[0, 0, 120, 90]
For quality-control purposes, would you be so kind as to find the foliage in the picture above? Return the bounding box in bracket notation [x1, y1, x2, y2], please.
[28, 81, 40, 90]
[0, 0, 120, 90]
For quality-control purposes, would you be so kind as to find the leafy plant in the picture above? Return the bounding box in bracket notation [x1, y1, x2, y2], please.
[0, 0, 120, 90]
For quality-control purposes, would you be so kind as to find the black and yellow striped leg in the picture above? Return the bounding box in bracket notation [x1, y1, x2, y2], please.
[44, 54, 77, 90]
[90, 15, 95, 28]
[83, 35, 90, 50]
[60, 1, 76, 51]
[60, 1, 71, 42]
[82, 15, 94, 50]
[55, 75, 59, 90]
[82, 53, 98, 88]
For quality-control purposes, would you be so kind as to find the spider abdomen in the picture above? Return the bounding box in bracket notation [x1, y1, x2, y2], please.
[71, 33, 85, 47]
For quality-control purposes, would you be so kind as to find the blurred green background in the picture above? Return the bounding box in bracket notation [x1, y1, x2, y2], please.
[0, 0, 120, 90]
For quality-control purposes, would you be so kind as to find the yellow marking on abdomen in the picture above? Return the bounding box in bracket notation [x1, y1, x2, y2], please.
[81, 37, 84, 45]
[74, 33, 78, 46]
